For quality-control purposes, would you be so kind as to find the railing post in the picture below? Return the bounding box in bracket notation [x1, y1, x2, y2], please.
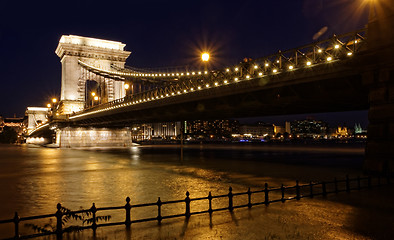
[346, 175, 350, 193]
[55, 203, 63, 240]
[157, 197, 162, 223]
[208, 192, 213, 214]
[357, 176, 361, 190]
[334, 177, 338, 193]
[296, 180, 300, 200]
[13, 212, 20, 240]
[322, 181, 327, 197]
[247, 188, 252, 208]
[91, 203, 97, 232]
[309, 181, 313, 198]
[281, 184, 285, 203]
[125, 197, 131, 228]
[264, 183, 269, 205]
[185, 191, 191, 218]
[228, 187, 233, 212]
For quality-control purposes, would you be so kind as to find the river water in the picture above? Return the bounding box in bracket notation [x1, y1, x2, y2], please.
[0, 143, 365, 237]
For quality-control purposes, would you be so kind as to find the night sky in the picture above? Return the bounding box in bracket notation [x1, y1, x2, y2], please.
[0, 0, 370, 127]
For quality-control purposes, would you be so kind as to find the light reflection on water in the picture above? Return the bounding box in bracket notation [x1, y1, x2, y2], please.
[0, 143, 364, 235]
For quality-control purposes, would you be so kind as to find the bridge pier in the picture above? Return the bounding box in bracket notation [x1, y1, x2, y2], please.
[364, 2, 394, 174]
[57, 127, 132, 148]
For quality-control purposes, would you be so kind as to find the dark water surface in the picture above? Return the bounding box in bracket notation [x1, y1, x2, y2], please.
[0, 143, 365, 236]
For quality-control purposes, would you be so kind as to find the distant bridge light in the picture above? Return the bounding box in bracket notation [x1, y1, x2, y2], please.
[288, 65, 294, 70]
[318, 49, 322, 53]
[259, 72, 263, 76]
[192, 72, 195, 75]
[191, 88, 194, 91]
[226, 68, 230, 72]
[273, 69, 277, 73]
[198, 71, 202, 75]
[94, 96, 99, 101]
[327, 56, 332, 61]
[254, 65, 258, 69]
[224, 80, 228, 84]
[204, 71, 208, 74]
[246, 75, 250, 79]
[306, 61, 312, 66]
[347, 52, 353, 56]
[234, 77, 238, 81]
[265, 63, 269, 67]
[334, 44, 340, 49]
[198, 86, 201, 90]
[201, 52, 210, 62]
[47, 103, 51, 108]
[206, 84, 210, 88]
[52, 98, 57, 103]
[215, 82, 218, 86]
[184, 89, 187, 93]
[124, 83, 130, 90]
[91, 92, 96, 96]
[235, 67, 239, 71]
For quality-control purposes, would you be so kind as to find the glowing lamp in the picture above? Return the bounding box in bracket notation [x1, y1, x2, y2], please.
[201, 52, 210, 62]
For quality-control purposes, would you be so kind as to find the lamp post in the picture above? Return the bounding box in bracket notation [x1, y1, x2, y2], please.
[201, 52, 210, 72]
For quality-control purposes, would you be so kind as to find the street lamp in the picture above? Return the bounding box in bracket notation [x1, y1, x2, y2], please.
[52, 98, 57, 103]
[47, 103, 51, 108]
[91, 92, 96, 97]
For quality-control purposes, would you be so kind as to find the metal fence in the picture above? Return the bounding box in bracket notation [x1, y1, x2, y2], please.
[0, 174, 390, 240]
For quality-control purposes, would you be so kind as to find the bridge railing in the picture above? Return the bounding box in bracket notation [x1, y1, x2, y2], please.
[0, 174, 390, 240]
[74, 29, 366, 117]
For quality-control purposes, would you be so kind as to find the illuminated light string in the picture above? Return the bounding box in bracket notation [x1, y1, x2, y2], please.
[71, 40, 360, 119]
[78, 38, 360, 81]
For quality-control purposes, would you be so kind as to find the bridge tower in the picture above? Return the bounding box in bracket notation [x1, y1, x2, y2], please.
[364, 0, 394, 173]
[55, 35, 131, 115]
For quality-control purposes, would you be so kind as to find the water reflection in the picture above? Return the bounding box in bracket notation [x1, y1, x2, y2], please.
[0, 144, 365, 236]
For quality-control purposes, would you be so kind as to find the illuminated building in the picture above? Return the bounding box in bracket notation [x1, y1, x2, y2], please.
[239, 123, 274, 137]
[186, 120, 239, 139]
[290, 119, 328, 138]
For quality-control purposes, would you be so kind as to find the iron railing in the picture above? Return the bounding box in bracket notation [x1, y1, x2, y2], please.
[0, 173, 390, 240]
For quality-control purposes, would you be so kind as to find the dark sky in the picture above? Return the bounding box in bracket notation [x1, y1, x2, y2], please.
[0, 0, 370, 127]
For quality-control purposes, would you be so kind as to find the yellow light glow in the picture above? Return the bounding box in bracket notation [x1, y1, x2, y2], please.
[124, 83, 130, 90]
[265, 63, 269, 67]
[215, 82, 218, 86]
[198, 86, 201, 90]
[226, 68, 230, 72]
[259, 72, 263, 76]
[47, 103, 51, 108]
[201, 52, 210, 62]
[318, 49, 322, 53]
[254, 65, 258, 69]
[52, 98, 57, 103]
[334, 44, 340, 49]
[184, 89, 187, 93]
[206, 84, 210, 88]
[288, 66, 294, 70]
[307, 61, 312, 66]
[246, 75, 250, 79]
[191, 88, 194, 91]
[224, 80, 228, 84]
[273, 69, 277, 73]
[94, 96, 99, 101]
[327, 57, 332, 61]
[204, 71, 208, 74]
[234, 77, 238, 81]
[347, 52, 353, 56]
[91, 92, 96, 97]
[235, 67, 239, 71]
